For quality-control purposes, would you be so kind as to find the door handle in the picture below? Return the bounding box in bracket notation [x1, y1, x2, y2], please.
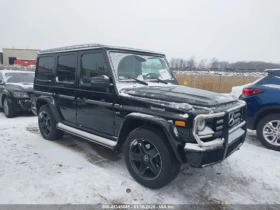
[76, 97, 85, 102]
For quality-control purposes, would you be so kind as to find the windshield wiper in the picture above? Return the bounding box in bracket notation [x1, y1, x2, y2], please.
[129, 78, 148, 85]
[150, 77, 168, 84]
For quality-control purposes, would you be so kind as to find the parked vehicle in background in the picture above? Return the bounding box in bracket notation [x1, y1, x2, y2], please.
[230, 77, 264, 99]
[33, 44, 247, 189]
[0, 70, 35, 118]
[243, 69, 280, 151]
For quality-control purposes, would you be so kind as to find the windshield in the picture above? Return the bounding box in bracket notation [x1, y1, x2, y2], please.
[5, 72, 35, 83]
[109, 52, 174, 81]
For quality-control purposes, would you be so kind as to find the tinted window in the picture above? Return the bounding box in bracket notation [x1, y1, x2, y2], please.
[80, 53, 107, 84]
[5, 72, 34, 83]
[57, 54, 76, 83]
[37, 57, 54, 81]
[0, 73, 3, 81]
[256, 74, 280, 85]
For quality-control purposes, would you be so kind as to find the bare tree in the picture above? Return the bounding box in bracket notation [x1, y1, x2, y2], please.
[218, 61, 230, 70]
[169, 58, 176, 68]
[186, 56, 196, 68]
[209, 58, 219, 69]
[179, 59, 185, 70]
[197, 59, 208, 69]
[170, 56, 280, 71]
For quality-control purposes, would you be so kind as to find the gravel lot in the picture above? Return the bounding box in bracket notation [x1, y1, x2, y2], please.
[0, 110, 280, 206]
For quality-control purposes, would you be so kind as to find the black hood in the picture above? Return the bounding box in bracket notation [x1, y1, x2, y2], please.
[5, 82, 34, 92]
[120, 85, 237, 107]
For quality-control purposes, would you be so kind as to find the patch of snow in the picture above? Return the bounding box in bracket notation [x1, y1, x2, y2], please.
[1, 112, 280, 205]
[119, 91, 193, 111]
[184, 143, 206, 151]
[115, 82, 174, 92]
[198, 126, 214, 136]
[6, 82, 33, 89]
[228, 128, 245, 144]
[214, 94, 236, 104]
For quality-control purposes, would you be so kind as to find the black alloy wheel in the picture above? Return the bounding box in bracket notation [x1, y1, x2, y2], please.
[129, 139, 162, 180]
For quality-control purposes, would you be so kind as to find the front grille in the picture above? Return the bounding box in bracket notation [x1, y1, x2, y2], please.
[229, 108, 243, 129]
[191, 102, 246, 147]
[213, 107, 244, 136]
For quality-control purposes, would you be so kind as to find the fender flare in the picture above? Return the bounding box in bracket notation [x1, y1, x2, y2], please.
[1, 90, 14, 106]
[116, 112, 186, 162]
[253, 105, 280, 128]
[36, 96, 62, 122]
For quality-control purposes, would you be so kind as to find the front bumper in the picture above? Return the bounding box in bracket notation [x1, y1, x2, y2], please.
[16, 98, 32, 111]
[184, 101, 247, 168]
[31, 106, 37, 115]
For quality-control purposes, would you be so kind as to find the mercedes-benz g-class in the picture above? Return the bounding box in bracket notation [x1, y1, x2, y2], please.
[33, 44, 247, 189]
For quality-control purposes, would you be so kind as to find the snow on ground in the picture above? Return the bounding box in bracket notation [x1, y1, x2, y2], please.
[0, 111, 280, 206]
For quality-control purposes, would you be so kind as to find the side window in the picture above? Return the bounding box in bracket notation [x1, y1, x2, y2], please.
[57, 54, 76, 83]
[37, 56, 55, 81]
[0, 73, 3, 83]
[80, 53, 107, 85]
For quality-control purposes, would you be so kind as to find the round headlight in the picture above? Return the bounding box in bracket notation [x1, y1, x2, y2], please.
[197, 118, 206, 131]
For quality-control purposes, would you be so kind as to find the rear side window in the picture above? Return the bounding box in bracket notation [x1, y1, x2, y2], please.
[37, 56, 55, 81]
[57, 54, 76, 83]
[80, 53, 107, 85]
[256, 74, 280, 85]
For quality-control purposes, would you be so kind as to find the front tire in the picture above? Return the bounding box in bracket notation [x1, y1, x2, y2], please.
[38, 105, 64, 140]
[257, 114, 280, 151]
[124, 127, 181, 189]
[3, 97, 16, 118]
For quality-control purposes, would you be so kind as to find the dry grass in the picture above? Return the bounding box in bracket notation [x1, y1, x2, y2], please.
[175, 74, 260, 93]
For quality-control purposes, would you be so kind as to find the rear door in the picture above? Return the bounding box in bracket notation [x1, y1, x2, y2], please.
[76, 50, 116, 137]
[52, 53, 78, 125]
[34, 55, 55, 93]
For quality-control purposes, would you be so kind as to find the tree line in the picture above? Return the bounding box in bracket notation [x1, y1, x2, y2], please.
[169, 57, 280, 71]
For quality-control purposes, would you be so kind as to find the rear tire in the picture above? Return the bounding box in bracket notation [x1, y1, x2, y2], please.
[124, 127, 181, 189]
[38, 105, 64, 140]
[3, 97, 17, 118]
[257, 114, 280, 151]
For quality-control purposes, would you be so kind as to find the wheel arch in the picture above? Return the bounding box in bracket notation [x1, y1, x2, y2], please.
[115, 113, 186, 163]
[36, 96, 62, 122]
[1, 90, 12, 107]
[254, 106, 280, 129]
[1, 94, 7, 107]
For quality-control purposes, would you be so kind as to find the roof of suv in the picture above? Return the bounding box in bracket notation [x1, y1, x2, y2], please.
[38, 44, 164, 55]
[265, 69, 280, 76]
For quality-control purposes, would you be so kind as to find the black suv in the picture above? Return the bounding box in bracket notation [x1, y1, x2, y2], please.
[33, 44, 247, 189]
[0, 70, 35, 118]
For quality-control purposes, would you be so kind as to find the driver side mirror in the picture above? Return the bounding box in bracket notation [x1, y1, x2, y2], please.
[0, 79, 4, 85]
[91, 75, 111, 87]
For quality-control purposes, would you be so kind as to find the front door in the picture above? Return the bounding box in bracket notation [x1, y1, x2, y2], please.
[76, 50, 115, 137]
[52, 53, 77, 125]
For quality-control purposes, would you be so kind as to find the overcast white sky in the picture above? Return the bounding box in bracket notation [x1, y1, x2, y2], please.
[0, 0, 279, 63]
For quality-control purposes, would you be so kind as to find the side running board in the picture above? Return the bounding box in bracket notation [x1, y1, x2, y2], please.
[57, 123, 117, 149]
